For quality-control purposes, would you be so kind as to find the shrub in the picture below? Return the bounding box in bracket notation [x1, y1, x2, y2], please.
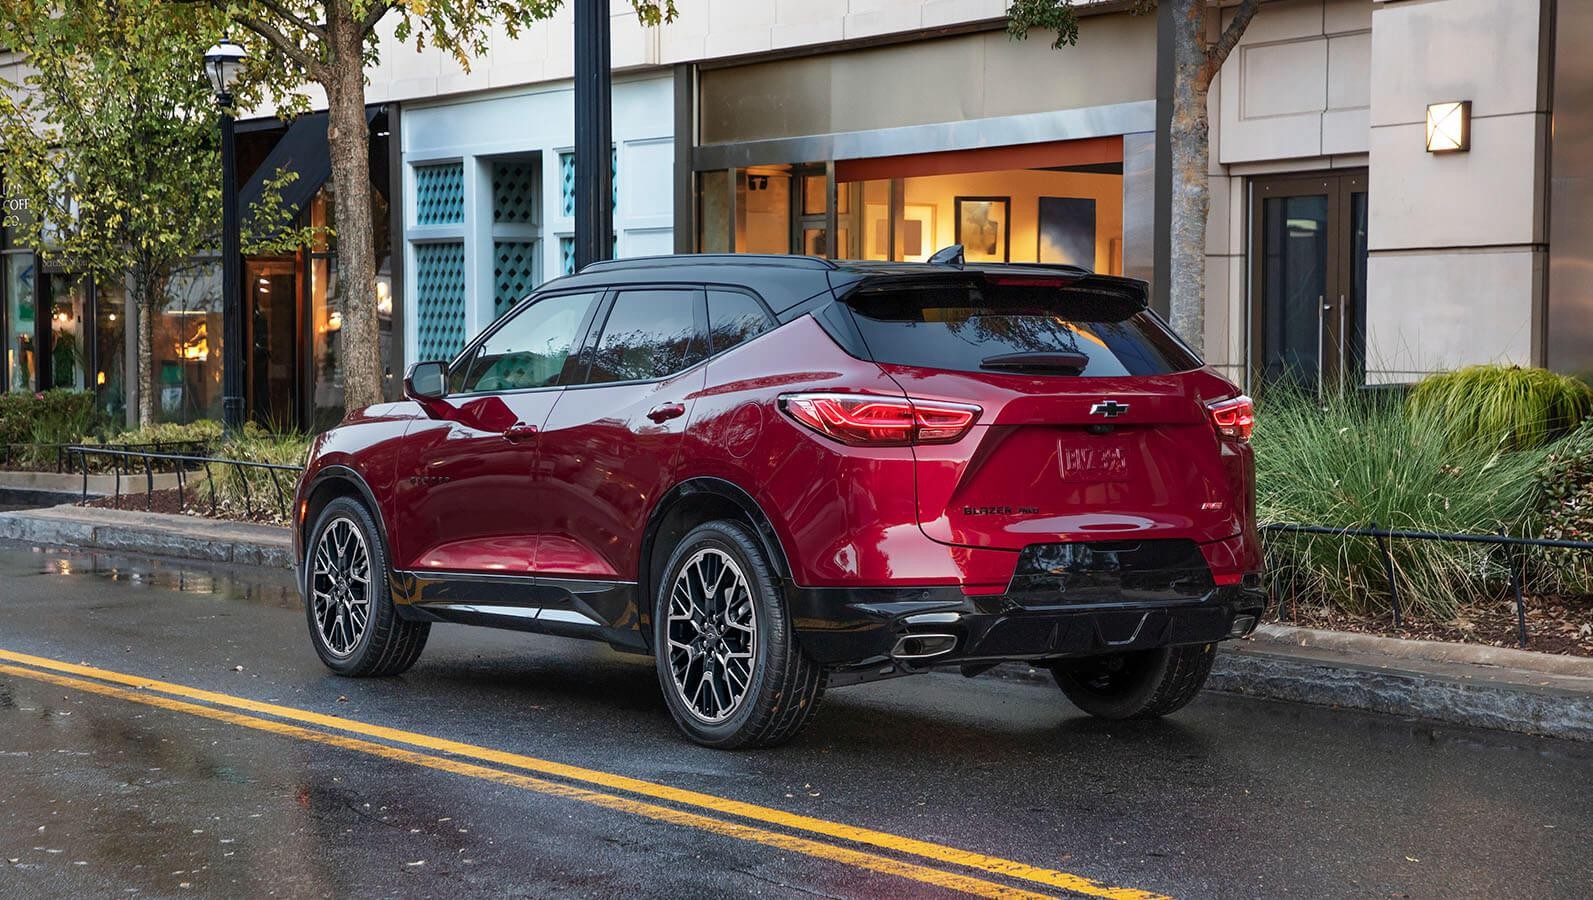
[0, 390, 105, 468]
[199, 424, 311, 523]
[1532, 421, 1593, 596]
[1408, 364, 1593, 452]
[105, 420, 225, 448]
[1255, 387, 1547, 620]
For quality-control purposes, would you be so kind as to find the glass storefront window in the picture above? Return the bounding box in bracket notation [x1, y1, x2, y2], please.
[698, 170, 730, 253]
[157, 261, 224, 423]
[95, 279, 126, 421]
[4, 253, 35, 392]
[46, 272, 87, 391]
[737, 168, 790, 254]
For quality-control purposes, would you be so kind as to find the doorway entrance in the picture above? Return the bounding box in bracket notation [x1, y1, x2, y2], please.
[1249, 171, 1368, 392]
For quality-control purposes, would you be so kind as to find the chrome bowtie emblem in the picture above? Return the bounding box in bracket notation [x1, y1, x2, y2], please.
[1089, 400, 1130, 418]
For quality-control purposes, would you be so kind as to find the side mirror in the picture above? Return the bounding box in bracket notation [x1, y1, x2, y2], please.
[404, 361, 449, 402]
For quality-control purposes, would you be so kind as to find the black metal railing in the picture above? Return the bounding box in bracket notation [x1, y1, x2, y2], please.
[1, 440, 213, 474]
[1261, 523, 1593, 649]
[66, 445, 303, 522]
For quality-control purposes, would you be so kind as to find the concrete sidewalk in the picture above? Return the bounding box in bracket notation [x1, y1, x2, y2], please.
[1, 502, 1589, 741]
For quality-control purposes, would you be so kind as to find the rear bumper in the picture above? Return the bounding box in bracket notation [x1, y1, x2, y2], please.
[786, 579, 1267, 671]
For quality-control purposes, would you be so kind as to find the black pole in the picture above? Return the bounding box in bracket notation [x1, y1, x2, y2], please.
[219, 97, 244, 432]
[573, 0, 613, 271]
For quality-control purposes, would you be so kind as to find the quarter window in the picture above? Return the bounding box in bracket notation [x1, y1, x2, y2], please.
[585, 289, 706, 384]
[707, 290, 773, 355]
[455, 291, 596, 393]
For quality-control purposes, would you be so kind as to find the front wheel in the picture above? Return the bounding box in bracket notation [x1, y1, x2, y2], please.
[653, 520, 826, 749]
[1051, 643, 1216, 720]
[305, 496, 429, 677]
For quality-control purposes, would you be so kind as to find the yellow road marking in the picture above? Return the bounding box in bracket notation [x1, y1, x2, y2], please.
[0, 662, 1051, 900]
[0, 648, 1166, 900]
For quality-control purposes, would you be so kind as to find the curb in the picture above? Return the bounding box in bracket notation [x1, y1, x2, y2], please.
[983, 643, 1593, 743]
[0, 504, 293, 569]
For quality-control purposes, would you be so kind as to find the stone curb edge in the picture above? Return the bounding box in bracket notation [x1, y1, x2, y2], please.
[0, 509, 293, 570]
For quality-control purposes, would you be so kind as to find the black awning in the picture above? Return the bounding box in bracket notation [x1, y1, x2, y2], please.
[236, 106, 381, 234]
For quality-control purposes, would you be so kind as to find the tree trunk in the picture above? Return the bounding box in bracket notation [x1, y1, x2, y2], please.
[134, 272, 156, 427]
[1167, 0, 1213, 357]
[323, 10, 381, 413]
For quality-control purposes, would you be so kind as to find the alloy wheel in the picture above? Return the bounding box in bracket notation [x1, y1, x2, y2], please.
[310, 517, 372, 659]
[666, 548, 758, 724]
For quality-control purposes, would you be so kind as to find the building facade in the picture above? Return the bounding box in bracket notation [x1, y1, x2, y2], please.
[3, 0, 1589, 429]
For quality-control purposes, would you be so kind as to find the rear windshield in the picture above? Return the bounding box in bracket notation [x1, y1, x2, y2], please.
[844, 281, 1201, 377]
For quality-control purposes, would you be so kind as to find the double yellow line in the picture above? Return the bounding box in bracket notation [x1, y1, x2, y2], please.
[0, 648, 1166, 900]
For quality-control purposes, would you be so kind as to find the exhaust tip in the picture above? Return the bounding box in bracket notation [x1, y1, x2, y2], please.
[891, 633, 958, 660]
[1228, 614, 1257, 638]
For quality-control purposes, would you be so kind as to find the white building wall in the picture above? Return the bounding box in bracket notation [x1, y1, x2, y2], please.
[400, 74, 674, 366]
[1362, 0, 1549, 382]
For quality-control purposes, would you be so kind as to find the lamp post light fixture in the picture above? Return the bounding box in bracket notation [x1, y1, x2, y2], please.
[1425, 100, 1471, 153]
[204, 38, 248, 432]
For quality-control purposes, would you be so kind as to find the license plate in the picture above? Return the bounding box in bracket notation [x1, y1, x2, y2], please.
[1056, 440, 1130, 482]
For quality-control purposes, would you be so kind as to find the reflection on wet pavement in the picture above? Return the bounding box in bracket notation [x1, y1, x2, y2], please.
[5, 543, 299, 610]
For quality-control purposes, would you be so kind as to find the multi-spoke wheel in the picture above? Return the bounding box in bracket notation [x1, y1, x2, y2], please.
[666, 548, 759, 724]
[653, 520, 826, 749]
[310, 518, 372, 658]
[304, 496, 429, 677]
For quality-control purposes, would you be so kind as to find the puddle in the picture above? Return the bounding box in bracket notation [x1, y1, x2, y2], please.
[1, 542, 300, 610]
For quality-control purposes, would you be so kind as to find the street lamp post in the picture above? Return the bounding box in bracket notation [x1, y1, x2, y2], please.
[204, 39, 248, 433]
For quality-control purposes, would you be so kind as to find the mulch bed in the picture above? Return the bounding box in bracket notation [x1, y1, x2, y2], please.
[1271, 595, 1593, 658]
[80, 486, 290, 526]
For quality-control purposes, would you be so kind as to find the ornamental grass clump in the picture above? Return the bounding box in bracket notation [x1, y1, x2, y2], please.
[1254, 387, 1546, 621]
[1408, 364, 1593, 452]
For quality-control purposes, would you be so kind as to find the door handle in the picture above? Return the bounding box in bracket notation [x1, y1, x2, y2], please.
[646, 402, 686, 424]
[502, 422, 538, 443]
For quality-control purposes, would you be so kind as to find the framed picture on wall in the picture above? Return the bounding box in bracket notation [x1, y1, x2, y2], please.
[1037, 197, 1097, 268]
[954, 197, 1010, 263]
[902, 203, 937, 262]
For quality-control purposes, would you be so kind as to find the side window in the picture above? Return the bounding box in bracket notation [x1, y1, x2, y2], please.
[707, 290, 773, 355]
[456, 292, 597, 393]
[584, 289, 707, 384]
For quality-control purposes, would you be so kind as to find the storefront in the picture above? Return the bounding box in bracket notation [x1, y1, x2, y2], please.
[682, 16, 1157, 287]
[1, 196, 128, 421]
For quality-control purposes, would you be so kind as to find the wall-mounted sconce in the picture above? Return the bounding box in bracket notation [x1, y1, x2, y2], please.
[328, 310, 344, 331]
[1426, 101, 1471, 153]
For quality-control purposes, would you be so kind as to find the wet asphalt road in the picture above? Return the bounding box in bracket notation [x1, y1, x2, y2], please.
[0, 542, 1589, 899]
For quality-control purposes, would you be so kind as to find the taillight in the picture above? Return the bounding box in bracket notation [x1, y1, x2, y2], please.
[779, 393, 980, 446]
[1207, 395, 1254, 442]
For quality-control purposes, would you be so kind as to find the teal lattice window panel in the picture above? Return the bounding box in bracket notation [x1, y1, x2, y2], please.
[414, 163, 464, 225]
[558, 148, 618, 219]
[559, 152, 575, 218]
[413, 241, 467, 360]
[559, 236, 575, 276]
[492, 160, 537, 224]
[493, 240, 538, 317]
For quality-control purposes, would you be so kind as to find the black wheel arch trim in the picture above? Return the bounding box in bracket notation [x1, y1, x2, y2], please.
[299, 464, 393, 599]
[638, 477, 794, 650]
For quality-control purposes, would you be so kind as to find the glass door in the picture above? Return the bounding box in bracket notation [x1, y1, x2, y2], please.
[1250, 172, 1367, 392]
[245, 257, 299, 429]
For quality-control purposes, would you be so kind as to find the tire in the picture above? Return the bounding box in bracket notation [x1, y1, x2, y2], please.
[304, 496, 429, 677]
[1051, 643, 1216, 720]
[653, 520, 826, 749]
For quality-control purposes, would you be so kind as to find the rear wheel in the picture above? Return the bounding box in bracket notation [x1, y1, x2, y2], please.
[305, 496, 429, 677]
[1051, 643, 1215, 719]
[653, 520, 825, 749]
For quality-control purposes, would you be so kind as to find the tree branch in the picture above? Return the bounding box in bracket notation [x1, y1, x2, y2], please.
[1204, 0, 1262, 81]
[233, 12, 326, 81]
[255, 0, 328, 42]
[360, 1, 392, 35]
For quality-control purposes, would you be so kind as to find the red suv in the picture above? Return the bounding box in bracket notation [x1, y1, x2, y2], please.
[293, 250, 1264, 748]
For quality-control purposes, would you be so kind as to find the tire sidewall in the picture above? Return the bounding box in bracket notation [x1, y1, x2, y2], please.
[305, 497, 393, 674]
[653, 521, 786, 747]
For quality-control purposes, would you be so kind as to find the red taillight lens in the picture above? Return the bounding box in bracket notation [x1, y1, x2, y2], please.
[780, 393, 980, 446]
[1207, 395, 1254, 442]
